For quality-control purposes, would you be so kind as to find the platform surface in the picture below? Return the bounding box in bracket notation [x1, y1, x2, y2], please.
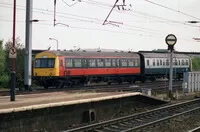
[0, 91, 166, 114]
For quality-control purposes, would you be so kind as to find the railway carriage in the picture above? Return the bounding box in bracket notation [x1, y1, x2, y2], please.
[33, 50, 141, 88]
[138, 52, 191, 81]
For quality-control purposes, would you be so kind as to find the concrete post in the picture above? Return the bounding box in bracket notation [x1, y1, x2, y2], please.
[24, 0, 33, 91]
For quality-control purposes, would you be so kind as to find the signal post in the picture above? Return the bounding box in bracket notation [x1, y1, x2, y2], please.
[165, 34, 177, 100]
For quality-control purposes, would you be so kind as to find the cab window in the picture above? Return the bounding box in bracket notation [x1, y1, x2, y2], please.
[35, 58, 55, 68]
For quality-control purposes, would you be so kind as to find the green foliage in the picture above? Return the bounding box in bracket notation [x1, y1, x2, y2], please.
[191, 57, 200, 71]
[4, 38, 25, 89]
[0, 74, 9, 88]
[0, 40, 5, 75]
[0, 40, 9, 88]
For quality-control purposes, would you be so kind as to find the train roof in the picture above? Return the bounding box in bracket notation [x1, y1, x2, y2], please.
[139, 52, 190, 58]
[41, 50, 140, 58]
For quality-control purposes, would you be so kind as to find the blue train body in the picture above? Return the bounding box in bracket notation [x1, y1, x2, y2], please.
[138, 52, 191, 81]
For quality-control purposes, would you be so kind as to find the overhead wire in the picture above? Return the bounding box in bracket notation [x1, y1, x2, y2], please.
[0, 2, 165, 35]
[80, 0, 200, 28]
[0, 18, 163, 39]
[144, 0, 200, 21]
[0, 2, 197, 42]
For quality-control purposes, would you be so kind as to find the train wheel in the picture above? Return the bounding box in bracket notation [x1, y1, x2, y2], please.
[129, 77, 136, 84]
[60, 83, 65, 88]
[107, 82, 111, 85]
[43, 84, 49, 89]
[150, 77, 156, 82]
[118, 80, 122, 84]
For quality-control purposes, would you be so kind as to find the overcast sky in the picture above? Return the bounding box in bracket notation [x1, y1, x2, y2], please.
[0, 0, 200, 51]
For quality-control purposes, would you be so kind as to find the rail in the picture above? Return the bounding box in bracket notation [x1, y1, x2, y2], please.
[0, 81, 182, 96]
[188, 126, 200, 132]
[64, 98, 200, 132]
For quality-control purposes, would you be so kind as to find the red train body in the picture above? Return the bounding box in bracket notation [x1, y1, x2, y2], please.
[34, 50, 141, 88]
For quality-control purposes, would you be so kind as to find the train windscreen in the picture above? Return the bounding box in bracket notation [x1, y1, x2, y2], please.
[34, 58, 55, 68]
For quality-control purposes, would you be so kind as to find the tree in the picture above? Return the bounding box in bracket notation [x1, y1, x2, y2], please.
[4, 38, 25, 89]
[0, 40, 5, 74]
[192, 57, 200, 71]
[0, 40, 9, 88]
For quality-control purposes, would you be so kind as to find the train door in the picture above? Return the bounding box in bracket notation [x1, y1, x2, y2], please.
[59, 57, 65, 76]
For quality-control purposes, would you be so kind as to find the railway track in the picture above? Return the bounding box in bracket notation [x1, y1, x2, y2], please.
[64, 98, 200, 132]
[188, 126, 200, 132]
[0, 81, 182, 96]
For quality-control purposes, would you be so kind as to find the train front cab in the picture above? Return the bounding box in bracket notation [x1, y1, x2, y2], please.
[33, 51, 60, 88]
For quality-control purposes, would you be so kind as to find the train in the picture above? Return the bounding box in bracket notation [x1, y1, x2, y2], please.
[33, 50, 191, 88]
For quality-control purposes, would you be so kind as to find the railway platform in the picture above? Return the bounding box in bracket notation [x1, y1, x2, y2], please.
[0, 91, 166, 113]
[0, 91, 167, 132]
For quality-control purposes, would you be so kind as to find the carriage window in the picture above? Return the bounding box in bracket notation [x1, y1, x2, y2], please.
[105, 59, 111, 67]
[178, 60, 181, 65]
[135, 59, 139, 66]
[175, 59, 178, 65]
[89, 59, 96, 67]
[166, 59, 169, 66]
[157, 60, 159, 66]
[160, 60, 162, 66]
[74, 59, 82, 67]
[128, 59, 134, 67]
[35, 58, 55, 68]
[120, 59, 127, 67]
[186, 60, 189, 65]
[65, 58, 73, 68]
[153, 59, 155, 66]
[112, 59, 116, 67]
[146, 60, 149, 66]
[163, 61, 166, 66]
[181, 60, 185, 65]
[97, 59, 104, 67]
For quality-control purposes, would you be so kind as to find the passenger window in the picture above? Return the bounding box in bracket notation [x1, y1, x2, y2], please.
[120, 59, 127, 67]
[146, 60, 149, 66]
[166, 59, 169, 66]
[65, 58, 73, 68]
[89, 59, 96, 67]
[153, 59, 155, 66]
[178, 60, 181, 65]
[128, 59, 134, 67]
[186, 60, 189, 65]
[163, 61, 165, 66]
[160, 60, 162, 66]
[97, 59, 104, 67]
[157, 60, 159, 66]
[175, 59, 178, 65]
[112, 59, 116, 67]
[181, 60, 185, 65]
[135, 59, 139, 66]
[74, 59, 82, 67]
[105, 59, 111, 67]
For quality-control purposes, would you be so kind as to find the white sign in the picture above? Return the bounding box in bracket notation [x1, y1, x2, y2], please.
[165, 34, 177, 45]
[9, 47, 17, 58]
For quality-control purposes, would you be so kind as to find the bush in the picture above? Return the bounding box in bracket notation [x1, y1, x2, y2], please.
[0, 74, 9, 88]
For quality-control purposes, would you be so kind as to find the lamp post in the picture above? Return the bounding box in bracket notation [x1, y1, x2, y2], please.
[49, 38, 58, 50]
[165, 34, 177, 100]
